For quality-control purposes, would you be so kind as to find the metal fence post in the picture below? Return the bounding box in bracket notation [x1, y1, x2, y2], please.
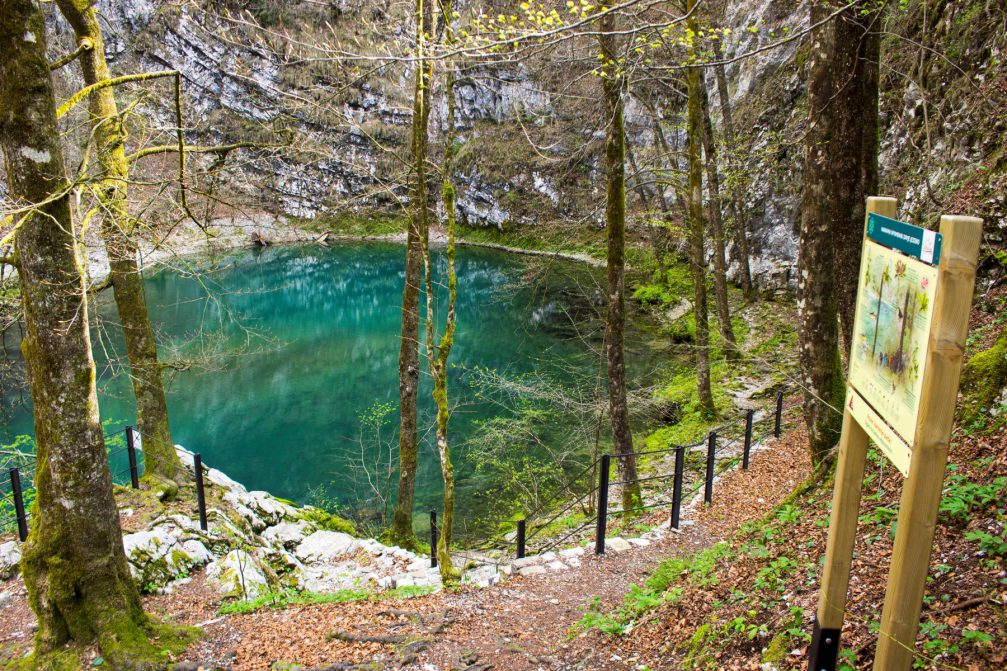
[594, 454, 611, 555]
[775, 391, 784, 438]
[704, 431, 716, 505]
[126, 426, 140, 489]
[743, 410, 754, 470]
[10, 468, 28, 542]
[430, 510, 438, 568]
[516, 518, 526, 559]
[671, 446, 684, 530]
[193, 453, 207, 531]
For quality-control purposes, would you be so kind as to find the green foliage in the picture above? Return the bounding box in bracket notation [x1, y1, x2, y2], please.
[631, 265, 694, 309]
[961, 629, 994, 646]
[939, 468, 1007, 523]
[762, 606, 812, 663]
[964, 529, 1007, 557]
[574, 542, 730, 637]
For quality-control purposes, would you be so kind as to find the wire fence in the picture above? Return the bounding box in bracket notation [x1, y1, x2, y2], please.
[2, 391, 795, 559]
[0, 425, 209, 541]
[510, 390, 792, 559]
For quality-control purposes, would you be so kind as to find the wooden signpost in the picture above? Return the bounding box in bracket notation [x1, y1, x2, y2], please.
[808, 197, 982, 671]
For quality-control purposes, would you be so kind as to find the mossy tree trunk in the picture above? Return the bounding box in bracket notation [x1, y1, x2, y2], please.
[54, 0, 183, 483]
[686, 4, 716, 417]
[0, 2, 180, 665]
[700, 77, 739, 361]
[598, 14, 642, 511]
[392, 0, 434, 550]
[422, 0, 460, 583]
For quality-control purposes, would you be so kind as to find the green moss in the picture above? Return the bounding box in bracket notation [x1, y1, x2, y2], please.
[4, 621, 198, 671]
[960, 326, 1007, 422]
[300, 507, 357, 536]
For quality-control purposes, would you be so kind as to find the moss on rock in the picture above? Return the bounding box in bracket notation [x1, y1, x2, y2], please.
[961, 326, 1007, 421]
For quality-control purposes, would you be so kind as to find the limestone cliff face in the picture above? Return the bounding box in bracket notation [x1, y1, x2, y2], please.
[42, 1, 1006, 289]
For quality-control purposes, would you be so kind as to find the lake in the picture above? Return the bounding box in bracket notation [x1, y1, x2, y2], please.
[1, 242, 654, 538]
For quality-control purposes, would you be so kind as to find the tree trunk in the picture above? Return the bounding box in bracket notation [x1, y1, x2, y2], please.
[700, 76, 739, 361]
[686, 6, 716, 417]
[0, 2, 189, 665]
[598, 14, 642, 511]
[712, 40, 755, 301]
[834, 7, 882, 350]
[391, 0, 434, 550]
[797, 3, 845, 465]
[426, 0, 460, 583]
[55, 0, 184, 483]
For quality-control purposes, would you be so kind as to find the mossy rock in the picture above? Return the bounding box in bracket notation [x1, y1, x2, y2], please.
[298, 507, 357, 536]
[961, 326, 1007, 421]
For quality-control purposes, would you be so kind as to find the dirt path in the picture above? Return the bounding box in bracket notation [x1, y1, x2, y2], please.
[155, 429, 809, 671]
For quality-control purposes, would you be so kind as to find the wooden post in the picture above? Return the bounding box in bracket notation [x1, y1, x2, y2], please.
[808, 197, 897, 671]
[872, 215, 982, 671]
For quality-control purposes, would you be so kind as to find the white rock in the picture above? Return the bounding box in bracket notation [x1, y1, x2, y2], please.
[122, 524, 213, 586]
[628, 538, 651, 548]
[511, 556, 542, 569]
[559, 547, 585, 558]
[518, 565, 546, 576]
[0, 541, 21, 579]
[205, 550, 268, 599]
[546, 560, 567, 571]
[262, 521, 311, 549]
[605, 538, 632, 553]
[295, 530, 358, 562]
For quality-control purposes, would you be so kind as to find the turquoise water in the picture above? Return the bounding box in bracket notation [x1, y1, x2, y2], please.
[1, 242, 626, 535]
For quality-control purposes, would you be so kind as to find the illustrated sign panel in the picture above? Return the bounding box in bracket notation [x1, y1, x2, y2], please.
[848, 214, 942, 476]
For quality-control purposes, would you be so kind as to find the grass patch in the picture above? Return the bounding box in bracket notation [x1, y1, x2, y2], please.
[458, 221, 607, 259]
[218, 584, 439, 616]
[299, 212, 407, 237]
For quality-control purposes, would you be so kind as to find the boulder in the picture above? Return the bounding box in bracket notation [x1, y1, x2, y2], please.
[0, 541, 21, 579]
[122, 522, 213, 588]
[206, 550, 269, 599]
[261, 521, 312, 550]
[295, 530, 358, 563]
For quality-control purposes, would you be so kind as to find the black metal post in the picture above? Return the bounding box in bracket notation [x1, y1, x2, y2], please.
[807, 619, 840, 671]
[10, 468, 28, 543]
[743, 409, 754, 470]
[775, 391, 784, 438]
[671, 445, 684, 530]
[126, 426, 140, 489]
[193, 453, 207, 531]
[595, 454, 610, 555]
[516, 518, 526, 559]
[430, 510, 438, 568]
[704, 431, 716, 505]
